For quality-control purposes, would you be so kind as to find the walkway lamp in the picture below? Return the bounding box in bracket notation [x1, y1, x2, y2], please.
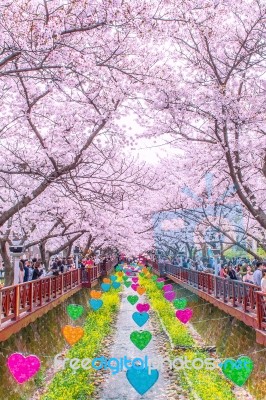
[9, 240, 24, 284]
[73, 246, 80, 268]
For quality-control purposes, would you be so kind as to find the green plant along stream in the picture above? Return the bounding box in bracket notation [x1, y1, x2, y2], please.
[41, 273, 236, 400]
[41, 289, 121, 400]
[140, 275, 236, 400]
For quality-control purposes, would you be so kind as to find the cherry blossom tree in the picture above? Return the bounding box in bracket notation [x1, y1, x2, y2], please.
[139, 0, 266, 230]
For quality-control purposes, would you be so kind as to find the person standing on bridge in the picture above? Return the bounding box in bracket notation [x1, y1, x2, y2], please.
[243, 266, 254, 284]
[261, 270, 266, 293]
[18, 263, 25, 283]
[253, 262, 263, 286]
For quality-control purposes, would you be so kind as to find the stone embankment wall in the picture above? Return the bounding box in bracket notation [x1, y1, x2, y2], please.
[173, 284, 266, 400]
[0, 288, 90, 400]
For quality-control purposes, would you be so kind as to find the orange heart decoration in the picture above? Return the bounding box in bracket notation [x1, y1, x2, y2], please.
[117, 272, 123, 277]
[62, 325, 84, 345]
[145, 273, 151, 278]
[103, 278, 111, 283]
[137, 286, 146, 295]
[90, 290, 102, 299]
[142, 268, 148, 274]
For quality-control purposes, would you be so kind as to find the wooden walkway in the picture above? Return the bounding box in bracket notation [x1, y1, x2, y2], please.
[0, 259, 117, 341]
[148, 262, 266, 346]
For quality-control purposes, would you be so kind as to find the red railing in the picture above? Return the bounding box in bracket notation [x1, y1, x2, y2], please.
[153, 264, 266, 332]
[0, 258, 118, 330]
[0, 270, 81, 327]
[148, 260, 159, 273]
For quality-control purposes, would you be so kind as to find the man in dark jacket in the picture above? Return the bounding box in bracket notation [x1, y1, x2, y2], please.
[23, 262, 29, 282]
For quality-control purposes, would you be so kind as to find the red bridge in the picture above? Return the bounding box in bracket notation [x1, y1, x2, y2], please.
[148, 261, 266, 345]
[0, 259, 117, 342]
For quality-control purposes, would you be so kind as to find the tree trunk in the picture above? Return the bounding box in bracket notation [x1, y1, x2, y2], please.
[0, 240, 13, 286]
[82, 234, 95, 257]
[66, 243, 73, 258]
[39, 241, 49, 269]
[202, 243, 207, 258]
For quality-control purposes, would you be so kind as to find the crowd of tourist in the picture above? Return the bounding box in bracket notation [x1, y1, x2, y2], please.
[18, 256, 76, 283]
[17, 253, 107, 283]
[166, 257, 266, 292]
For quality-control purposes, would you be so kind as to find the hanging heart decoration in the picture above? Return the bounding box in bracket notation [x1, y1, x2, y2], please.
[136, 303, 150, 313]
[137, 286, 146, 295]
[127, 295, 139, 305]
[130, 331, 152, 350]
[101, 283, 111, 292]
[90, 290, 102, 299]
[162, 284, 173, 292]
[89, 298, 103, 311]
[66, 304, 84, 320]
[126, 367, 159, 395]
[175, 308, 193, 324]
[173, 298, 187, 310]
[62, 325, 84, 345]
[7, 353, 41, 384]
[220, 356, 254, 386]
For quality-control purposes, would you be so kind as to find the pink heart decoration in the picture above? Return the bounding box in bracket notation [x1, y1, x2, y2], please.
[132, 277, 139, 283]
[176, 309, 193, 324]
[131, 284, 139, 291]
[136, 303, 150, 313]
[7, 353, 41, 384]
[163, 284, 173, 292]
[157, 278, 165, 282]
[164, 291, 176, 301]
[126, 272, 131, 276]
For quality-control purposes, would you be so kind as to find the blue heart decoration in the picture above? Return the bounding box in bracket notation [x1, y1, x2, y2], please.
[126, 367, 159, 395]
[101, 283, 111, 292]
[132, 312, 149, 327]
[112, 282, 121, 289]
[89, 299, 103, 311]
[110, 275, 117, 282]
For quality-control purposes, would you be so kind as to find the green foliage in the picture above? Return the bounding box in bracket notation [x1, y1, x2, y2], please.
[41, 289, 120, 400]
[141, 276, 193, 346]
[177, 350, 235, 400]
[257, 247, 266, 258]
[223, 247, 250, 259]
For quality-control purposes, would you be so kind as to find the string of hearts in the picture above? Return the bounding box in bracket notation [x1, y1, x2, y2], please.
[121, 262, 159, 395]
[6, 263, 257, 390]
[141, 270, 255, 387]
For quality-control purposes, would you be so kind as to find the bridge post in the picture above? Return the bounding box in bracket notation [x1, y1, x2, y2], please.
[256, 291, 263, 330]
[29, 282, 34, 311]
[14, 285, 20, 320]
[158, 263, 166, 277]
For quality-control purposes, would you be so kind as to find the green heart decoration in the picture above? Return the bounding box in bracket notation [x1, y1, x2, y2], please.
[156, 282, 164, 289]
[151, 275, 157, 281]
[220, 356, 254, 386]
[139, 272, 145, 277]
[130, 331, 152, 350]
[127, 295, 139, 305]
[122, 276, 128, 282]
[173, 298, 187, 310]
[124, 281, 131, 288]
[67, 304, 84, 320]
